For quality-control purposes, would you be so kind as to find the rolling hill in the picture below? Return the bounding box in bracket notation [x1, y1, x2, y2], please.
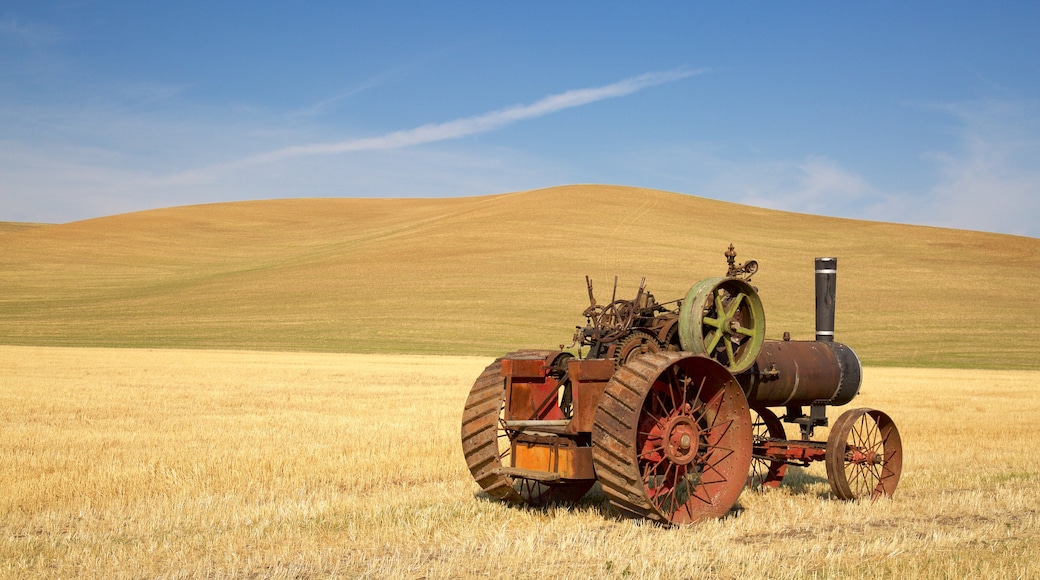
[2, 185, 1038, 369]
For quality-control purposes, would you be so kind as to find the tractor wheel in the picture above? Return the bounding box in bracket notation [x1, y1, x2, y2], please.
[678, 277, 765, 373]
[748, 406, 787, 490]
[825, 408, 903, 500]
[592, 352, 753, 525]
[460, 351, 594, 507]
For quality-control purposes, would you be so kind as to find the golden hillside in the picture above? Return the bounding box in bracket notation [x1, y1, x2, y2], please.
[2, 185, 1038, 368]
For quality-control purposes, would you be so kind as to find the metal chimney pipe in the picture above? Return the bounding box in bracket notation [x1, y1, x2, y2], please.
[815, 257, 837, 342]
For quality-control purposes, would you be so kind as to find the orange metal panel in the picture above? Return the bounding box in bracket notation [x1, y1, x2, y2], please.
[569, 358, 615, 381]
[501, 358, 546, 378]
[513, 437, 596, 480]
[567, 359, 614, 433]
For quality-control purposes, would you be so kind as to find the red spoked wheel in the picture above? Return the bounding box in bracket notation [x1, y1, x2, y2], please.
[748, 406, 787, 490]
[825, 408, 903, 500]
[592, 352, 752, 525]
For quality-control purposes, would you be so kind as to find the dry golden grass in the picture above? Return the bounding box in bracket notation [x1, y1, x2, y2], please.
[1, 186, 1038, 369]
[3, 346, 1038, 579]
[0, 223, 48, 234]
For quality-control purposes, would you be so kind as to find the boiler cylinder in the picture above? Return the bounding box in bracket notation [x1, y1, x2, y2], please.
[738, 339, 861, 407]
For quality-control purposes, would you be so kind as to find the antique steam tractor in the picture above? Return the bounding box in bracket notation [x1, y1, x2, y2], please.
[460, 246, 902, 525]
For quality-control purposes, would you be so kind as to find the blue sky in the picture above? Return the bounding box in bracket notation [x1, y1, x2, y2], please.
[2, 2, 1039, 237]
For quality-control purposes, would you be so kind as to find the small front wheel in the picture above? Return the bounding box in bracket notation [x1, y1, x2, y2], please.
[825, 408, 903, 500]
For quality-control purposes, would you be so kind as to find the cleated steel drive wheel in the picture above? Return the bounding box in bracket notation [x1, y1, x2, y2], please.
[592, 352, 752, 525]
[825, 408, 903, 500]
[460, 352, 593, 507]
[748, 406, 788, 490]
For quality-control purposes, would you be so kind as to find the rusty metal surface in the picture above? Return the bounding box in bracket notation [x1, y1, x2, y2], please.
[740, 340, 860, 407]
[826, 408, 903, 500]
[756, 439, 827, 463]
[748, 406, 788, 490]
[460, 246, 904, 523]
[460, 350, 593, 507]
[513, 434, 596, 480]
[566, 358, 613, 434]
[678, 276, 766, 373]
[591, 352, 752, 525]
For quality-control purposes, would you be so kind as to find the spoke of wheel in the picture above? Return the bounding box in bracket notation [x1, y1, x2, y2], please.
[637, 446, 665, 460]
[683, 480, 696, 521]
[724, 339, 736, 366]
[865, 461, 883, 486]
[852, 461, 877, 492]
[703, 316, 722, 329]
[881, 427, 896, 454]
[695, 387, 727, 429]
[734, 324, 755, 337]
[847, 462, 873, 496]
[691, 376, 707, 415]
[669, 468, 693, 514]
[856, 418, 885, 479]
[852, 468, 868, 497]
[846, 464, 864, 495]
[680, 374, 691, 410]
[665, 370, 680, 411]
[700, 442, 737, 483]
[881, 463, 898, 483]
[688, 470, 715, 506]
[638, 449, 659, 462]
[705, 329, 723, 353]
[726, 293, 747, 317]
[865, 466, 880, 494]
[666, 366, 679, 396]
[651, 461, 676, 507]
[638, 428, 664, 441]
[750, 459, 765, 485]
[642, 452, 669, 484]
[857, 415, 877, 449]
[665, 463, 684, 514]
[496, 415, 513, 460]
[866, 418, 882, 453]
[851, 416, 867, 446]
[704, 417, 737, 444]
[651, 389, 668, 419]
[714, 293, 726, 317]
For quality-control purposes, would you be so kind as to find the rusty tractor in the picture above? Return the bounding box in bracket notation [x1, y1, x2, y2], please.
[460, 246, 902, 525]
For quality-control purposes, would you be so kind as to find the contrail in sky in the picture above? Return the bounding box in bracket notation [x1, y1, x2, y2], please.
[157, 67, 702, 184]
[252, 68, 701, 162]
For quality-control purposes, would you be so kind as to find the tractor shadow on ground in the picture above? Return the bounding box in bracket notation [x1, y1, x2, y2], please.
[472, 482, 618, 520]
[474, 467, 834, 523]
[771, 466, 832, 498]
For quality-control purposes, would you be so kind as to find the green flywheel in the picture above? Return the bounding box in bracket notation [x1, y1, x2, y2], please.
[678, 277, 765, 373]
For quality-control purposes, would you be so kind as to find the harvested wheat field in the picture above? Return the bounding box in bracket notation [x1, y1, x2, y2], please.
[2, 346, 1038, 579]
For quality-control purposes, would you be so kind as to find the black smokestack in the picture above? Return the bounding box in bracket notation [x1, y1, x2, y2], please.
[815, 257, 837, 342]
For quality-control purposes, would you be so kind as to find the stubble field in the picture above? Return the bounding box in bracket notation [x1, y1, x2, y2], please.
[3, 346, 1038, 579]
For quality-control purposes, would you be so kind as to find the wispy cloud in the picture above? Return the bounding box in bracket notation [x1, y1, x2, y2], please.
[624, 145, 893, 220]
[734, 155, 877, 216]
[923, 99, 1040, 237]
[247, 68, 701, 164]
[289, 73, 396, 119]
[148, 68, 701, 186]
[0, 68, 701, 220]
